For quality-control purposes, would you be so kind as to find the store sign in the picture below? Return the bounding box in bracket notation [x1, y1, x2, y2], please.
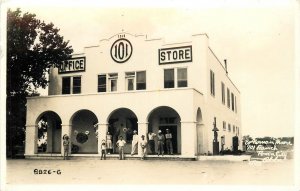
[58, 57, 86, 74]
[110, 38, 133, 63]
[159, 46, 192, 65]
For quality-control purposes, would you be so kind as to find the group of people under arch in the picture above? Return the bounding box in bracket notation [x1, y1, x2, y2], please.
[101, 128, 175, 160]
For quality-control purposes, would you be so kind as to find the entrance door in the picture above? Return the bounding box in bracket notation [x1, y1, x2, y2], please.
[159, 125, 178, 154]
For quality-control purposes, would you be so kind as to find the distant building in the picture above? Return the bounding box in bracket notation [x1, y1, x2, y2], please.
[25, 32, 241, 159]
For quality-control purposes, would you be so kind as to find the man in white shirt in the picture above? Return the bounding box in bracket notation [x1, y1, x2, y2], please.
[131, 130, 139, 156]
[106, 131, 112, 154]
[140, 135, 147, 160]
[116, 136, 126, 160]
[165, 129, 173, 155]
[148, 131, 156, 154]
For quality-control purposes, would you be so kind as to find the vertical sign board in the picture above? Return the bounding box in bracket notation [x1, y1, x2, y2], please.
[58, 57, 86, 74]
[159, 46, 192, 65]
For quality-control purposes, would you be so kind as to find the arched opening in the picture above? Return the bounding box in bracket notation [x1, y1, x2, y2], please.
[70, 110, 98, 154]
[196, 107, 204, 155]
[107, 108, 138, 154]
[36, 111, 62, 154]
[147, 106, 181, 154]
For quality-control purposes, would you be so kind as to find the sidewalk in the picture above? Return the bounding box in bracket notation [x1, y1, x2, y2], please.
[6, 158, 294, 185]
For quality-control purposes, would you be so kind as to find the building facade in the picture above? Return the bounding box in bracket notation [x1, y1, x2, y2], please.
[25, 32, 241, 159]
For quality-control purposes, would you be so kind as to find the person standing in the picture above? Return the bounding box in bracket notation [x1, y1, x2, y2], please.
[100, 139, 106, 160]
[116, 136, 126, 160]
[148, 131, 156, 154]
[157, 130, 165, 156]
[140, 135, 147, 160]
[63, 134, 70, 160]
[106, 131, 112, 154]
[131, 130, 138, 156]
[165, 129, 173, 155]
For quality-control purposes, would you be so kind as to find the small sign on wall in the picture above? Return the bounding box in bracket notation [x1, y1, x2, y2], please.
[58, 57, 86, 74]
[159, 46, 192, 65]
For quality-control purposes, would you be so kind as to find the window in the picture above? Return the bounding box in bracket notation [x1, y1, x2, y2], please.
[223, 121, 226, 131]
[235, 96, 237, 113]
[221, 82, 225, 104]
[62, 77, 71, 94]
[98, 74, 107, 92]
[177, 68, 187, 87]
[159, 117, 177, 125]
[62, 76, 81, 94]
[237, 127, 239, 135]
[227, 88, 230, 108]
[228, 123, 231, 132]
[231, 93, 235, 111]
[125, 72, 135, 91]
[233, 125, 235, 133]
[210, 70, 215, 96]
[136, 71, 146, 90]
[109, 73, 118, 92]
[164, 69, 174, 88]
[72, 76, 81, 94]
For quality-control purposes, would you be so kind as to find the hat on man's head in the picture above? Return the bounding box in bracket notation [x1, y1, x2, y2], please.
[133, 130, 137, 133]
[158, 130, 162, 133]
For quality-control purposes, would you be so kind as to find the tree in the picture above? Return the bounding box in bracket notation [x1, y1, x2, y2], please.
[7, 8, 73, 157]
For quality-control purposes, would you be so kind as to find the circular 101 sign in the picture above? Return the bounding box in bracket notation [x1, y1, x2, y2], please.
[110, 38, 133, 63]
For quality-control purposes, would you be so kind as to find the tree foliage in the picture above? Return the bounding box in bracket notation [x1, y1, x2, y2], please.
[6, 8, 73, 157]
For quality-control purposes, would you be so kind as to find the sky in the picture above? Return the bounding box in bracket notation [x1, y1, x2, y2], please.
[5, 0, 297, 138]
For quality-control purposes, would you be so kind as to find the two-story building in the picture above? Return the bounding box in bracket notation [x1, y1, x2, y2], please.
[24, 32, 241, 159]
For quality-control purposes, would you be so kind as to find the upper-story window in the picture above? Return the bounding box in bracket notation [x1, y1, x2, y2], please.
[221, 82, 225, 104]
[109, 73, 118, 92]
[164, 69, 175, 88]
[235, 96, 237, 113]
[125, 72, 135, 91]
[62, 77, 71, 94]
[73, 76, 81, 94]
[164, 68, 188, 89]
[125, 71, 146, 91]
[233, 125, 235, 134]
[210, 70, 215, 96]
[177, 68, 187, 87]
[227, 88, 230, 108]
[231, 92, 235, 111]
[98, 74, 107, 92]
[223, 121, 226, 131]
[62, 76, 81, 94]
[228, 123, 231, 132]
[136, 71, 146, 90]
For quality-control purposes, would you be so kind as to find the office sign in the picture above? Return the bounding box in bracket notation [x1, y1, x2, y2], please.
[58, 57, 86, 74]
[159, 46, 192, 65]
[110, 38, 133, 63]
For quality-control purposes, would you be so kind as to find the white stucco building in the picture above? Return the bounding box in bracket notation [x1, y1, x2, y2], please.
[25, 32, 241, 159]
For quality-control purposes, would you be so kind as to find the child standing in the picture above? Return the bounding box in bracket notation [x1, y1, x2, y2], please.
[101, 139, 106, 160]
[116, 136, 126, 160]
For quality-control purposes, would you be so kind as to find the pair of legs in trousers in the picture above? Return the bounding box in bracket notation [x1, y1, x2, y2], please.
[166, 139, 173, 154]
[149, 140, 155, 154]
[157, 141, 164, 156]
[119, 146, 124, 160]
[131, 141, 138, 155]
[141, 147, 147, 160]
[101, 150, 106, 160]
